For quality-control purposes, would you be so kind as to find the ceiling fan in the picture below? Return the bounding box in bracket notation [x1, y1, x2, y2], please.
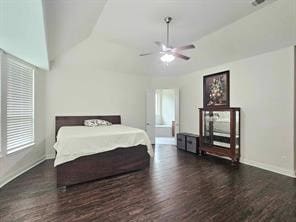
[140, 16, 195, 63]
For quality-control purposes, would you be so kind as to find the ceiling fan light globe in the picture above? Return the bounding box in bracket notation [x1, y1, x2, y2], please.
[160, 54, 175, 63]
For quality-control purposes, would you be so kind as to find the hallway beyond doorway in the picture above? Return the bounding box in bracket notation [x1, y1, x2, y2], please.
[155, 137, 176, 145]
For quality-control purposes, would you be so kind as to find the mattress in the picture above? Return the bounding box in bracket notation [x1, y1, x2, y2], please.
[54, 124, 153, 166]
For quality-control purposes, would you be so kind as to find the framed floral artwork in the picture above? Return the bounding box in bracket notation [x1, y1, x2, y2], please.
[203, 71, 230, 107]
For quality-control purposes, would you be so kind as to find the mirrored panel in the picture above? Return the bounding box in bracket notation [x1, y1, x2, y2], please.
[202, 111, 231, 148]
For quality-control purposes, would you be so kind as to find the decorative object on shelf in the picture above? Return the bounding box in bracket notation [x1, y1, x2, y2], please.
[199, 107, 240, 164]
[177, 133, 199, 154]
[203, 71, 230, 107]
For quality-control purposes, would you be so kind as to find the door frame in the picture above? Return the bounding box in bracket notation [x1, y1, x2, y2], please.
[146, 88, 180, 145]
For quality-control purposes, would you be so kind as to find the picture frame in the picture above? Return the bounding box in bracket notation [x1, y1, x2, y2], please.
[203, 70, 230, 107]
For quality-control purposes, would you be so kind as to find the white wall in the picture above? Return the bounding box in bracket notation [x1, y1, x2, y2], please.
[44, 37, 151, 157]
[143, 45, 295, 178]
[152, 46, 295, 177]
[0, 68, 46, 187]
[0, 0, 49, 69]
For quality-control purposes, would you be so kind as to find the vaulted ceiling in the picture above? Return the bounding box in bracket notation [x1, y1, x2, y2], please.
[43, 0, 107, 60]
[1, 0, 295, 75]
[45, 0, 296, 76]
[94, 0, 277, 51]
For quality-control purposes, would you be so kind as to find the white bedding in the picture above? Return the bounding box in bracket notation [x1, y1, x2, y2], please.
[54, 125, 153, 166]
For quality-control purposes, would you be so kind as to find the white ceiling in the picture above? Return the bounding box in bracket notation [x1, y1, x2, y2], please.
[44, 0, 107, 60]
[44, 0, 296, 76]
[94, 0, 276, 51]
[139, 0, 296, 76]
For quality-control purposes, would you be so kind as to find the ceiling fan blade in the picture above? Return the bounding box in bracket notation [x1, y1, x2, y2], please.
[155, 41, 167, 51]
[173, 52, 190, 60]
[139, 52, 156, 56]
[173, 44, 195, 52]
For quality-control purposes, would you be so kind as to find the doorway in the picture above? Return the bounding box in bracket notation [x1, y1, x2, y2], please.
[146, 89, 179, 145]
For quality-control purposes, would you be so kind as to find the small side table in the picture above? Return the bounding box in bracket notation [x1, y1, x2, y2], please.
[177, 133, 199, 154]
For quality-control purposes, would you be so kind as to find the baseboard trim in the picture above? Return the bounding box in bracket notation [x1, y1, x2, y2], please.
[46, 153, 55, 159]
[0, 157, 46, 188]
[240, 158, 296, 178]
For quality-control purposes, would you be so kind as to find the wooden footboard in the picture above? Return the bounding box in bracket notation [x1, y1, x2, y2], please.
[56, 145, 150, 187]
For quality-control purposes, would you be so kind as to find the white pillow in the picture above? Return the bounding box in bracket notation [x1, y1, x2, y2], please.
[84, 119, 112, 127]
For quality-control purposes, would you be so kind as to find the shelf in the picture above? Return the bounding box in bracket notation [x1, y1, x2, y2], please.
[199, 107, 241, 163]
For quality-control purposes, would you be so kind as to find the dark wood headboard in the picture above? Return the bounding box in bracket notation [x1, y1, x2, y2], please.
[55, 115, 121, 138]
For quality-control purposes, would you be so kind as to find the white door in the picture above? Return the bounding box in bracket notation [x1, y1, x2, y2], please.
[174, 88, 180, 140]
[146, 90, 155, 144]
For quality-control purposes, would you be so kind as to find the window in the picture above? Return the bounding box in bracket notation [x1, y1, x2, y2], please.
[155, 90, 161, 115]
[3, 54, 34, 154]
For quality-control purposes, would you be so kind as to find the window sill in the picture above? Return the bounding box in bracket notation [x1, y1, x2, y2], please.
[7, 143, 35, 155]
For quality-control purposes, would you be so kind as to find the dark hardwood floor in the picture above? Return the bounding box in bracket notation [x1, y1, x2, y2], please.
[1, 145, 296, 222]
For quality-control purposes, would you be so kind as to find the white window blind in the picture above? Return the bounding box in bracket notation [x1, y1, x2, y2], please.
[5, 56, 34, 153]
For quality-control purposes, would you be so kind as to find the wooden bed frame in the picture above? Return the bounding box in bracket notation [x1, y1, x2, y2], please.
[55, 115, 150, 188]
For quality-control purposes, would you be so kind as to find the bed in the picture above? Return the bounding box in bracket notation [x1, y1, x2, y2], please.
[54, 115, 152, 188]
